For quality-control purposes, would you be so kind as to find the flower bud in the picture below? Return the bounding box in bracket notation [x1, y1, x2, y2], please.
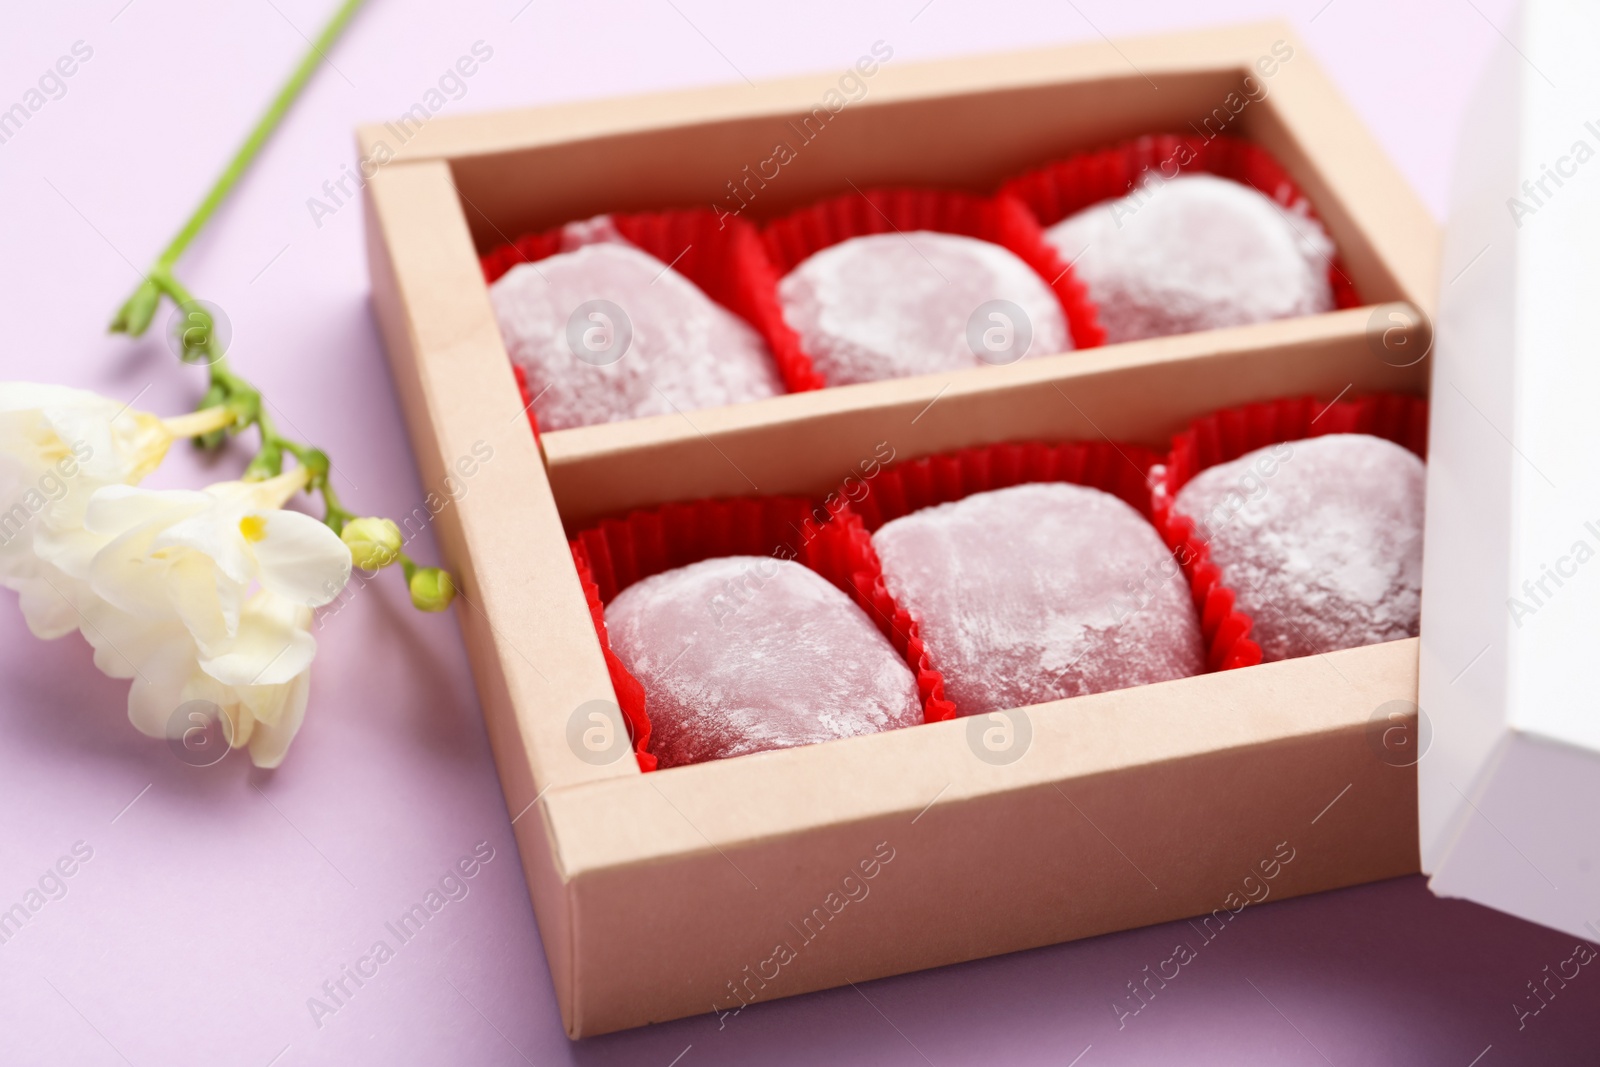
[243, 442, 284, 481]
[195, 382, 229, 450]
[111, 279, 163, 336]
[225, 387, 261, 431]
[341, 517, 402, 570]
[408, 566, 456, 612]
[300, 448, 331, 483]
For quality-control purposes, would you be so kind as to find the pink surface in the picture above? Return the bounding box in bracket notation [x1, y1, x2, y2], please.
[3, 1, 1593, 1064]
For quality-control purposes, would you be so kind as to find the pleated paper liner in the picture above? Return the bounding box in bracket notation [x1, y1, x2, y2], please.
[1149, 392, 1429, 671]
[479, 208, 824, 440]
[848, 439, 1160, 531]
[1002, 133, 1363, 312]
[571, 545, 656, 772]
[760, 186, 1106, 354]
[568, 493, 955, 770]
[835, 437, 1258, 718]
[805, 508, 959, 727]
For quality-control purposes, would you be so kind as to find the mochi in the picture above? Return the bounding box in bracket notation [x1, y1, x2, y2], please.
[605, 556, 923, 768]
[1045, 173, 1336, 343]
[872, 483, 1204, 714]
[777, 231, 1070, 385]
[1172, 433, 1425, 662]
[490, 237, 781, 431]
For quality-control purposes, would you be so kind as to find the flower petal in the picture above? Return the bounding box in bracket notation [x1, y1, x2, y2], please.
[80, 600, 188, 681]
[245, 669, 311, 769]
[126, 635, 203, 739]
[84, 484, 210, 537]
[0, 383, 108, 414]
[89, 521, 179, 618]
[153, 499, 254, 587]
[9, 563, 85, 639]
[250, 509, 352, 608]
[50, 405, 168, 484]
[0, 385, 171, 486]
[167, 553, 235, 653]
[197, 591, 315, 687]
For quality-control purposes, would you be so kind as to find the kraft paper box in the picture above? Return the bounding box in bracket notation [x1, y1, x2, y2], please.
[360, 22, 1438, 1036]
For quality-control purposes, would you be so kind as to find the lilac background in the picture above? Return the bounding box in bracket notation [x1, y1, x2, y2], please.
[2, 1, 1594, 1064]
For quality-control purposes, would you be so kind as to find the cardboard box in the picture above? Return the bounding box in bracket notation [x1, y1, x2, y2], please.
[361, 22, 1438, 1037]
[1420, 0, 1600, 944]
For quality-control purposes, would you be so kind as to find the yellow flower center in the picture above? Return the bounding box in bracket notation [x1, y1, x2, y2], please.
[239, 514, 268, 543]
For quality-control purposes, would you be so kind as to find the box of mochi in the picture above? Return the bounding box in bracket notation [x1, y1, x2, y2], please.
[361, 21, 1448, 1037]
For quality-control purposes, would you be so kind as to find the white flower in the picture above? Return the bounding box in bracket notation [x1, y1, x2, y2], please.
[0, 382, 353, 767]
[62, 472, 352, 767]
[117, 590, 318, 769]
[0, 382, 173, 498]
[0, 383, 227, 638]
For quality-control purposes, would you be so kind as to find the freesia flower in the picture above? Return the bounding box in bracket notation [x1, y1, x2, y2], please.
[55, 470, 352, 767]
[0, 382, 232, 638]
[4, 371, 440, 768]
[0, 386, 353, 766]
[114, 590, 319, 769]
[15, 0, 453, 770]
[0, 382, 171, 494]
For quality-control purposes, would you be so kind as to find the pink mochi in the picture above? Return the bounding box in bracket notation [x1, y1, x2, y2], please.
[1044, 173, 1336, 343]
[872, 483, 1205, 715]
[1173, 433, 1424, 662]
[489, 228, 781, 432]
[777, 231, 1070, 385]
[605, 556, 923, 768]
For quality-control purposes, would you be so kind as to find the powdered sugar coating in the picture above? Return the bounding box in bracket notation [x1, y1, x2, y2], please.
[1172, 433, 1425, 662]
[777, 231, 1071, 385]
[489, 241, 781, 431]
[605, 556, 922, 768]
[1044, 174, 1336, 343]
[557, 214, 629, 250]
[872, 483, 1204, 715]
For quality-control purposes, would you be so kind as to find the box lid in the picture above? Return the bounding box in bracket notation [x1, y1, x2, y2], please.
[1420, 0, 1600, 941]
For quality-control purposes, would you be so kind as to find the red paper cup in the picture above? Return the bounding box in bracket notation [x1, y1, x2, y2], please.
[805, 509, 959, 725]
[761, 186, 1105, 354]
[568, 492, 949, 770]
[1003, 133, 1362, 311]
[571, 543, 655, 772]
[849, 439, 1160, 530]
[1149, 392, 1428, 671]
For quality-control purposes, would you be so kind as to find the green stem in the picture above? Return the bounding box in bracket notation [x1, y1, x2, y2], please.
[110, 0, 367, 339]
[103, 0, 453, 612]
[153, 0, 366, 272]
